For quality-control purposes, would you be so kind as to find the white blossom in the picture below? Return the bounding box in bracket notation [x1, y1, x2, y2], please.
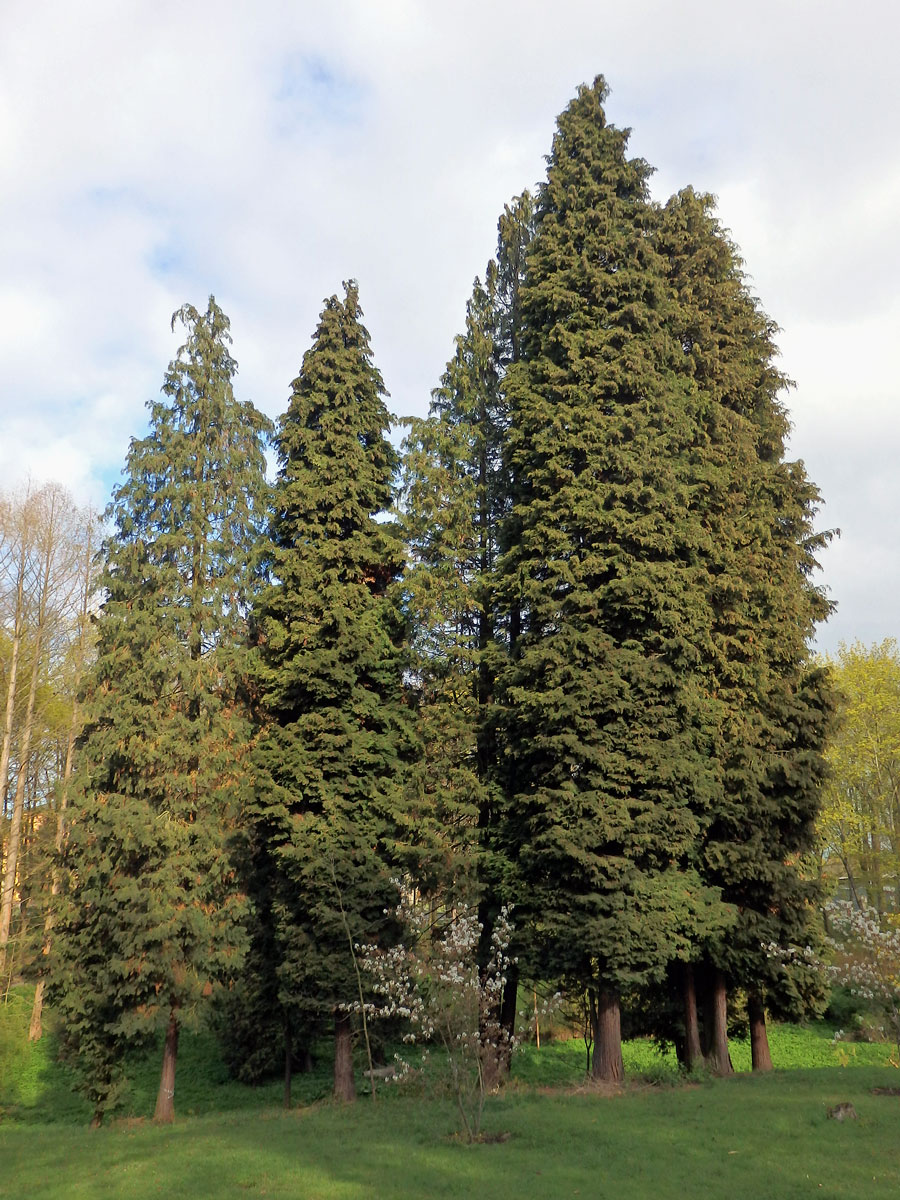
[348, 892, 518, 1140]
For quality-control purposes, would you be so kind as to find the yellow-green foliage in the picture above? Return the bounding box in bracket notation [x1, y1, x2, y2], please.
[819, 640, 900, 911]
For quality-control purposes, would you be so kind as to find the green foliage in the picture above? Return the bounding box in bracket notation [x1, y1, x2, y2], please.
[30, 81, 839, 1111]
[818, 640, 900, 914]
[399, 192, 535, 905]
[658, 186, 834, 1019]
[48, 297, 271, 1122]
[0, 991, 333, 1126]
[237, 281, 417, 1082]
[0, 988, 35, 1104]
[496, 79, 729, 1015]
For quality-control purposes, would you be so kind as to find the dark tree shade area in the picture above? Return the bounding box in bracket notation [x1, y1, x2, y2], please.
[17, 76, 834, 1123]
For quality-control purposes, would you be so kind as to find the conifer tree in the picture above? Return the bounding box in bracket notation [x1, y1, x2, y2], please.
[49, 297, 271, 1125]
[657, 187, 833, 1072]
[496, 79, 729, 1081]
[247, 281, 416, 1103]
[401, 195, 535, 1080]
[401, 196, 534, 894]
[400, 268, 503, 898]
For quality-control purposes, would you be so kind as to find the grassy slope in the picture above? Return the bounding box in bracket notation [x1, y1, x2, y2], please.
[1, 1069, 900, 1200]
[2, 989, 899, 1200]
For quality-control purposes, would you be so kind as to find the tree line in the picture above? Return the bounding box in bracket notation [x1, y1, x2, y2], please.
[1, 76, 843, 1125]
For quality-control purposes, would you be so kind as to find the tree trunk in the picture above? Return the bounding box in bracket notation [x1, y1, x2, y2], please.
[283, 1018, 293, 1109]
[681, 962, 705, 1072]
[0, 551, 24, 821]
[28, 979, 47, 1042]
[748, 991, 773, 1071]
[154, 1004, 180, 1123]
[591, 987, 624, 1083]
[29, 648, 83, 1040]
[706, 969, 733, 1076]
[0, 493, 59, 978]
[480, 957, 519, 1089]
[499, 961, 518, 1062]
[0, 722, 38, 977]
[333, 1010, 355, 1102]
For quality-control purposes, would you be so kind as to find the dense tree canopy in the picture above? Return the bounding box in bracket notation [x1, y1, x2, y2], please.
[243, 281, 417, 1102]
[654, 185, 833, 1068]
[399, 192, 535, 908]
[6, 77, 843, 1119]
[495, 78, 732, 1081]
[49, 297, 271, 1124]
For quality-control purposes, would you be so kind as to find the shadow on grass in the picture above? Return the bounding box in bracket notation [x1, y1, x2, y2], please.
[3, 1069, 900, 1200]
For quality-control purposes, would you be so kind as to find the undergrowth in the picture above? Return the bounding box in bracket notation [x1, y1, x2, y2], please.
[1, 983, 897, 1128]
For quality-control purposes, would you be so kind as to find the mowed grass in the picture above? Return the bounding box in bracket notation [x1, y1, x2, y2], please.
[2, 1067, 900, 1200]
[2, 988, 899, 1200]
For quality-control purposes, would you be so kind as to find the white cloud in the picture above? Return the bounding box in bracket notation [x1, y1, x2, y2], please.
[1, 0, 898, 648]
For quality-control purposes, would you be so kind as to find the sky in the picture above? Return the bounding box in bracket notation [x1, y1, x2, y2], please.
[1, 0, 897, 653]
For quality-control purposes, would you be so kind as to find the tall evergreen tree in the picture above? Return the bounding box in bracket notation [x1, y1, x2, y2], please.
[400, 267, 503, 899]
[246, 281, 416, 1103]
[401, 194, 535, 1078]
[496, 78, 729, 1081]
[657, 187, 833, 1072]
[49, 297, 271, 1125]
[400, 195, 534, 895]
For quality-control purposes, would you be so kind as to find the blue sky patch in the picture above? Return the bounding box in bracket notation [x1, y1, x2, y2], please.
[273, 54, 366, 138]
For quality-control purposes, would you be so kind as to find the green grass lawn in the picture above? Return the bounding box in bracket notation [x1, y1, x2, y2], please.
[2, 987, 899, 1199]
[512, 1021, 897, 1088]
[1, 1067, 899, 1200]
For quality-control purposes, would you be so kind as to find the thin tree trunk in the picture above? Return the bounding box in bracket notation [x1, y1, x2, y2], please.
[582, 992, 594, 1074]
[30, 670, 81, 1040]
[0, 679, 43, 975]
[479, 949, 519, 1090]
[0, 492, 60, 977]
[154, 1004, 180, 1123]
[0, 541, 25, 822]
[29, 516, 95, 1039]
[706, 969, 733, 1076]
[748, 991, 773, 1071]
[681, 962, 704, 1072]
[591, 986, 624, 1083]
[0, 754, 30, 977]
[498, 959, 519, 1075]
[283, 1016, 292, 1109]
[333, 1009, 355, 1102]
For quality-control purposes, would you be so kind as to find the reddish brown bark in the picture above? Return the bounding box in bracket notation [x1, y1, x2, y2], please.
[705, 970, 733, 1076]
[591, 987, 624, 1083]
[748, 992, 774, 1071]
[153, 1004, 180, 1123]
[681, 963, 704, 1072]
[333, 1010, 356, 1102]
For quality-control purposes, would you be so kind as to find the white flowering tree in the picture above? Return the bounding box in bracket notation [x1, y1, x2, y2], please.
[356, 899, 515, 1141]
[766, 899, 900, 1065]
[827, 900, 900, 1062]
